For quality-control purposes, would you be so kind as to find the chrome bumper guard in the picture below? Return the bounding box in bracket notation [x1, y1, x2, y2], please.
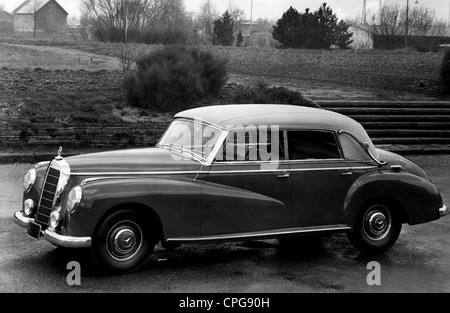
[439, 205, 447, 218]
[13, 211, 92, 248]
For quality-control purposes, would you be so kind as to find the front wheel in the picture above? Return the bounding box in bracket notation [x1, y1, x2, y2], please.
[92, 210, 154, 274]
[347, 202, 402, 254]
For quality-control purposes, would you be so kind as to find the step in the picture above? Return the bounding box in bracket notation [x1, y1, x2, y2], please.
[367, 130, 450, 138]
[376, 144, 450, 154]
[361, 122, 450, 130]
[371, 137, 450, 144]
[326, 108, 450, 115]
[317, 101, 450, 108]
[348, 115, 450, 122]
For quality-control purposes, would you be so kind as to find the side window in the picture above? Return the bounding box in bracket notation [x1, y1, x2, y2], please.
[339, 134, 371, 161]
[287, 131, 341, 160]
[217, 127, 285, 162]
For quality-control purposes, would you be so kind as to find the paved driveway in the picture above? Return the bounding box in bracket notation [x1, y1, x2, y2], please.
[0, 155, 449, 293]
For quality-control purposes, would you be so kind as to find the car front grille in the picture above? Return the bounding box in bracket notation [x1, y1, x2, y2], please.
[35, 166, 61, 227]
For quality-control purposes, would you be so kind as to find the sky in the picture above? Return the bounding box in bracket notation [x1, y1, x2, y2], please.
[1, 0, 449, 23]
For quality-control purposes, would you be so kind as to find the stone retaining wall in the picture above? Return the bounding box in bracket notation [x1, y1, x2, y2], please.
[0, 119, 172, 149]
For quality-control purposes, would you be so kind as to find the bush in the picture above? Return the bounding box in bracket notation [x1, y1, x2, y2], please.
[230, 81, 317, 107]
[440, 49, 450, 95]
[124, 46, 228, 111]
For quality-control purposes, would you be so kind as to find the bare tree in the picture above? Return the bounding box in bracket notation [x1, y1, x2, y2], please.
[227, 2, 246, 30]
[196, 0, 218, 44]
[23, 0, 45, 38]
[80, 0, 188, 42]
[372, 4, 447, 37]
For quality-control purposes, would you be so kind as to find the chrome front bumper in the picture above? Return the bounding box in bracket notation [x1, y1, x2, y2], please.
[14, 211, 92, 248]
[440, 205, 448, 218]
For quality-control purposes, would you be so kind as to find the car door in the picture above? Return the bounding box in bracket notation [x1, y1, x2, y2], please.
[202, 127, 291, 236]
[287, 130, 356, 228]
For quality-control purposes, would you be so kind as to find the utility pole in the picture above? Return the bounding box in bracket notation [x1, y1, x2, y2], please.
[362, 0, 367, 25]
[405, 0, 419, 48]
[250, 0, 253, 22]
[405, 0, 409, 47]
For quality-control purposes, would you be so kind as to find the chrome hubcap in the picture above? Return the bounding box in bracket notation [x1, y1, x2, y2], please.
[106, 221, 142, 261]
[363, 206, 392, 241]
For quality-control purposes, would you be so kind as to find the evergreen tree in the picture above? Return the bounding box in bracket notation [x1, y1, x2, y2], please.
[335, 20, 354, 49]
[213, 10, 235, 46]
[313, 3, 338, 49]
[272, 6, 301, 48]
[272, 3, 353, 49]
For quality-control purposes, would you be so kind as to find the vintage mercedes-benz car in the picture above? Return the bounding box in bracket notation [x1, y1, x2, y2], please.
[14, 104, 447, 274]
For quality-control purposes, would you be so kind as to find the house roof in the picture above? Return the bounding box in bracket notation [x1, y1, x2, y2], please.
[13, 0, 68, 15]
[0, 10, 13, 17]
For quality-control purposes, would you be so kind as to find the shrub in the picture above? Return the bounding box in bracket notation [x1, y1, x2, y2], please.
[124, 46, 228, 111]
[440, 49, 450, 95]
[230, 82, 317, 107]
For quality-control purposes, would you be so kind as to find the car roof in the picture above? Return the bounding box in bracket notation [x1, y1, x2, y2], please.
[176, 104, 360, 132]
[175, 104, 378, 158]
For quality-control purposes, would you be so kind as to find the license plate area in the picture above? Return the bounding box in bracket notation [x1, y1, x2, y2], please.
[27, 221, 42, 239]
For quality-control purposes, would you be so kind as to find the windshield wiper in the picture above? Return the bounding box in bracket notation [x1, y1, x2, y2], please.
[159, 143, 206, 163]
[338, 130, 387, 167]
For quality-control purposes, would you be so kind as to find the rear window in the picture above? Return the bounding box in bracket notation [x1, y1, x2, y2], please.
[287, 131, 341, 160]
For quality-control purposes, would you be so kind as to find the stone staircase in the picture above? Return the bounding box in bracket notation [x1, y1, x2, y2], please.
[315, 101, 450, 154]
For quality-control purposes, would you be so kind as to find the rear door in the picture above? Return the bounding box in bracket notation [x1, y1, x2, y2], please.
[287, 130, 356, 227]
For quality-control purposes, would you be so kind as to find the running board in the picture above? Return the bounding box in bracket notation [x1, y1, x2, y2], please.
[166, 225, 351, 244]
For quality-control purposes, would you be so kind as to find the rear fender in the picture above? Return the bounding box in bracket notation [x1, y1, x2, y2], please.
[344, 171, 442, 226]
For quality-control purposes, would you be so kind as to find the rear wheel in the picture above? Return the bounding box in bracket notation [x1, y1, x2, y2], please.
[92, 210, 154, 274]
[347, 202, 402, 254]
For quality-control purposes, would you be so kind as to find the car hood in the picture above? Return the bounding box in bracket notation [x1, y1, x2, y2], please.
[65, 147, 202, 174]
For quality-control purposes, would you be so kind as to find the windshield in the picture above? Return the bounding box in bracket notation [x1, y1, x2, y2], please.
[158, 119, 224, 163]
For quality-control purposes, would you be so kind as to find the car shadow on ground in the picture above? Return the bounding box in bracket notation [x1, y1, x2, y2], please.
[8, 232, 428, 281]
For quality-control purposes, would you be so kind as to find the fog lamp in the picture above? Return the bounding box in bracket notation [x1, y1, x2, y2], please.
[50, 207, 62, 229]
[24, 199, 36, 216]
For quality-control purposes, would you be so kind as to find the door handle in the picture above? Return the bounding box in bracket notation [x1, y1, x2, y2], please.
[277, 173, 290, 178]
[340, 171, 353, 176]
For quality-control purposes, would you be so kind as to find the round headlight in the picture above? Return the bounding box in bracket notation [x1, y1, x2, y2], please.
[24, 199, 36, 216]
[66, 186, 82, 214]
[23, 169, 36, 193]
[50, 208, 62, 229]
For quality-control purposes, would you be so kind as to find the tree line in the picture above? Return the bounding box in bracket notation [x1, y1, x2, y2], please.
[80, 0, 354, 49]
[80, 1, 449, 50]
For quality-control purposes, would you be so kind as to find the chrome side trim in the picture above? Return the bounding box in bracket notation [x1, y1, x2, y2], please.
[166, 225, 351, 243]
[43, 228, 92, 248]
[73, 166, 378, 177]
[73, 171, 202, 177]
[439, 205, 447, 217]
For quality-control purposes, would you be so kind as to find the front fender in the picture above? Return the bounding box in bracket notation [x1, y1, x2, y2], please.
[67, 176, 202, 239]
[344, 171, 443, 226]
